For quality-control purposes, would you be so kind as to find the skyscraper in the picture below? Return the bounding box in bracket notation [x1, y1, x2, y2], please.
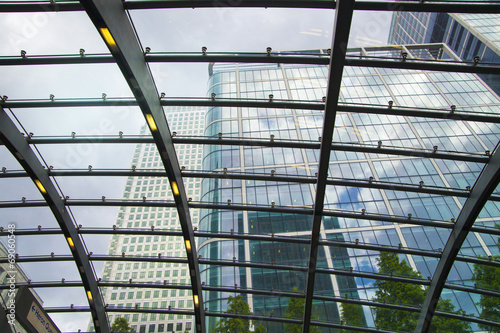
[199, 45, 500, 331]
[98, 106, 205, 333]
[389, 12, 500, 94]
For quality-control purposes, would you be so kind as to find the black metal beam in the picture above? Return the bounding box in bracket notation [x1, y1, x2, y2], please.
[0, 53, 327, 66]
[0, 255, 189, 265]
[339, 104, 500, 124]
[345, 57, 500, 75]
[5, 279, 500, 303]
[79, 1, 205, 331]
[416, 146, 500, 333]
[0, 108, 109, 333]
[0, 253, 441, 286]
[1, 1, 499, 13]
[3, 99, 499, 123]
[19, 135, 489, 163]
[9, 199, 500, 242]
[2, 51, 500, 75]
[45, 169, 474, 198]
[45, 306, 195, 315]
[0, 55, 115, 66]
[0, 280, 192, 290]
[303, 1, 354, 331]
[3, 280, 500, 322]
[86, 200, 458, 228]
[0, 198, 458, 230]
[4, 226, 500, 268]
[38, 305, 500, 332]
[0, 167, 479, 199]
[0, 197, 483, 236]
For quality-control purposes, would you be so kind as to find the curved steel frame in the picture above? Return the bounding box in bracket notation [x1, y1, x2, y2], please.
[3, 279, 500, 310]
[1, 0, 499, 13]
[0, 168, 485, 199]
[0, 1, 499, 332]
[5, 198, 500, 243]
[1, 51, 500, 76]
[416, 146, 500, 332]
[3, 225, 500, 268]
[21, 136, 491, 163]
[303, 0, 354, 331]
[0, 108, 109, 333]
[78, 0, 205, 331]
[3, 99, 499, 124]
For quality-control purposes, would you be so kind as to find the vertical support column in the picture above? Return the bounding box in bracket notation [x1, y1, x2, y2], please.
[79, 1, 205, 331]
[415, 146, 500, 333]
[302, 0, 355, 332]
[0, 108, 109, 333]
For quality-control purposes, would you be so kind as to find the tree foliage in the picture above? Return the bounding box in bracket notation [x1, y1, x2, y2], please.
[110, 317, 134, 332]
[471, 223, 500, 332]
[432, 299, 471, 333]
[340, 302, 365, 332]
[373, 252, 469, 332]
[284, 288, 320, 333]
[372, 252, 424, 331]
[473, 254, 500, 332]
[212, 295, 265, 333]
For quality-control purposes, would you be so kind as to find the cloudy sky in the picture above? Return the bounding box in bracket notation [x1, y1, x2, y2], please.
[0, 6, 392, 332]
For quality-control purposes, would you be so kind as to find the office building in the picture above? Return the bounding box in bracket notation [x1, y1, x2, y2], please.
[389, 12, 500, 94]
[0, 242, 44, 333]
[98, 106, 205, 333]
[199, 45, 500, 331]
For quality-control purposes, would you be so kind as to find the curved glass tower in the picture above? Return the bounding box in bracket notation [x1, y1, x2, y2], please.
[198, 46, 500, 332]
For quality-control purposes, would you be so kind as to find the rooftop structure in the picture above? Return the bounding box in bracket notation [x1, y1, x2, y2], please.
[0, 1, 499, 333]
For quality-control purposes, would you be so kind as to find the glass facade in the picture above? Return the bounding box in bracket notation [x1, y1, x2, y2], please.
[389, 12, 500, 94]
[199, 47, 500, 331]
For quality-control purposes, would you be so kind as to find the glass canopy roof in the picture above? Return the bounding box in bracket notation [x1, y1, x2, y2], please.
[0, 1, 499, 333]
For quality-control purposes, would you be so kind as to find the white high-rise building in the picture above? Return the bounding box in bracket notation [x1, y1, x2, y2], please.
[97, 106, 205, 333]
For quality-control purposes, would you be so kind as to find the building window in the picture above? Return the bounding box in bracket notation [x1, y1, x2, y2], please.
[176, 323, 183, 332]
[149, 324, 155, 333]
[167, 323, 173, 332]
[140, 325, 146, 333]
[158, 324, 165, 332]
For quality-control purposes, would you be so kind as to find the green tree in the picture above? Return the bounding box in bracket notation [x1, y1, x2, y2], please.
[110, 317, 134, 332]
[432, 299, 471, 333]
[472, 223, 500, 332]
[340, 302, 365, 332]
[373, 252, 469, 332]
[212, 295, 265, 333]
[284, 288, 320, 333]
[372, 252, 424, 331]
[473, 256, 500, 331]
